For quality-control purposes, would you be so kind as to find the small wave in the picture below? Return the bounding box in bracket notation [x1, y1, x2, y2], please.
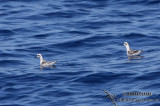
[142, 83, 160, 89]
[116, 0, 160, 6]
[15, 48, 33, 53]
[119, 13, 144, 17]
[64, 31, 91, 35]
[73, 72, 134, 84]
[82, 54, 108, 59]
[22, 14, 46, 20]
[0, 53, 25, 58]
[0, 0, 41, 2]
[134, 71, 160, 81]
[52, 35, 113, 48]
[122, 33, 148, 39]
[0, 29, 15, 36]
[73, 2, 106, 8]
[0, 60, 26, 66]
[0, 13, 10, 17]
[27, 46, 52, 53]
[33, 33, 52, 39]
[107, 20, 132, 24]
[13, 28, 35, 33]
[121, 0, 147, 5]
[43, 10, 87, 19]
[146, 0, 160, 5]
[39, 90, 74, 97]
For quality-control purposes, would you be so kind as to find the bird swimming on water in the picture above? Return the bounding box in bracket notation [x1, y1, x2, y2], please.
[37, 54, 57, 67]
[124, 42, 143, 56]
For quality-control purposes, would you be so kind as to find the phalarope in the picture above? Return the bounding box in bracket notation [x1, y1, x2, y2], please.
[124, 42, 143, 56]
[37, 54, 57, 67]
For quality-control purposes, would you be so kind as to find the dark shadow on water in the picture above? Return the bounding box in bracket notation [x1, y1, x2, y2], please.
[127, 56, 144, 63]
[40, 65, 56, 70]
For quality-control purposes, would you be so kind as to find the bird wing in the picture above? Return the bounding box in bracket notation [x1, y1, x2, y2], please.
[50, 60, 57, 64]
[130, 49, 139, 53]
[41, 60, 57, 66]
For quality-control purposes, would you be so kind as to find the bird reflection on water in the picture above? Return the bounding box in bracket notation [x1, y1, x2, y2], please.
[40, 65, 56, 70]
[127, 56, 144, 63]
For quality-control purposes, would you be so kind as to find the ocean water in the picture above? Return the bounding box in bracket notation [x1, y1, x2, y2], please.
[0, 0, 160, 106]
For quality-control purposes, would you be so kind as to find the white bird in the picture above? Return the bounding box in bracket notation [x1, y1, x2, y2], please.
[124, 42, 143, 56]
[37, 54, 57, 67]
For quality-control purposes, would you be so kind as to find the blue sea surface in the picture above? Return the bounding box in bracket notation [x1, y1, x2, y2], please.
[0, 0, 160, 106]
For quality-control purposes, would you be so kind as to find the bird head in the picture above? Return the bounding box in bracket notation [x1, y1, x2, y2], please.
[37, 54, 42, 58]
[124, 42, 129, 46]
